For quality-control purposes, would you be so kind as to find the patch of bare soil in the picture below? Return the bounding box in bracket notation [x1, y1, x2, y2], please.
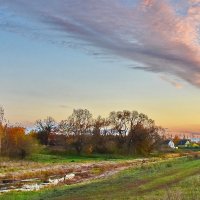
[0, 158, 157, 192]
[0, 156, 185, 193]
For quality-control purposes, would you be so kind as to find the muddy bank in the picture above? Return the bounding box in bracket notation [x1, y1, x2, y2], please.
[0, 156, 182, 193]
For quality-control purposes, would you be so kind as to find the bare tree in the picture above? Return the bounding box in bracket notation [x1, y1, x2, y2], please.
[0, 106, 4, 124]
[35, 117, 57, 145]
[127, 113, 161, 155]
[109, 110, 131, 137]
[92, 116, 109, 136]
[65, 109, 92, 154]
[0, 106, 5, 155]
[90, 116, 109, 153]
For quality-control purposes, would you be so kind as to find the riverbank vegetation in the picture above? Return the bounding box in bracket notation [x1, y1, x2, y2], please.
[0, 155, 199, 200]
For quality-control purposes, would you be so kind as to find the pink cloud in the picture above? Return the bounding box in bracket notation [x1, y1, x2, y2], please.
[160, 76, 183, 89]
[1, 0, 200, 87]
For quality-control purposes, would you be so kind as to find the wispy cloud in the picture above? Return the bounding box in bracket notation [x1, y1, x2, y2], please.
[160, 75, 183, 89]
[59, 105, 71, 109]
[1, 0, 200, 87]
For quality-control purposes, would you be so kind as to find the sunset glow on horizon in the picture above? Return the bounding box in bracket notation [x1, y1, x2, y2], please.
[1, 0, 200, 133]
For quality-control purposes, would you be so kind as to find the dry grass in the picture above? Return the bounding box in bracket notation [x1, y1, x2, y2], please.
[0, 157, 172, 191]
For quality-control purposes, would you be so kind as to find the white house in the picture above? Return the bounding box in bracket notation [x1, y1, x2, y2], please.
[163, 140, 175, 149]
[177, 139, 190, 147]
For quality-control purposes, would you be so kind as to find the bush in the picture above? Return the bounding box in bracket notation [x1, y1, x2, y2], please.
[1, 126, 40, 158]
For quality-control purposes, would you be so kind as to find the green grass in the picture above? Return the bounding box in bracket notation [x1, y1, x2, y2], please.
[26, 149, 138, 163]
[1, 157, 200, 200]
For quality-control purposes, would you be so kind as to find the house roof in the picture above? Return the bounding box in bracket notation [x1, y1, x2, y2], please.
[177, 139, 190, 145]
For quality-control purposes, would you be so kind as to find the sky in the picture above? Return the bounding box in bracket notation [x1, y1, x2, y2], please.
[0, 0, 200, 133]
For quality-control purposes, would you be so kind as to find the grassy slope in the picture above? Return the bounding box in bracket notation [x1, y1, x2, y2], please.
[26, 152, 138, 163]
[0, 150, 139, 176]
[24, 147, 139, 163]
[1, 157, 200, 200]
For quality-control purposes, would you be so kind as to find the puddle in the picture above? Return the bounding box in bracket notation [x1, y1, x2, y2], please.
[0, 159, 161, 193]
[0, 173, 75, 193]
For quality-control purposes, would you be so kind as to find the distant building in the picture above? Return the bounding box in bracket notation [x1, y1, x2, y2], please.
[190, 138, 200, 143]
[177, 139, 190, 147]
[162, 140, 175, 149]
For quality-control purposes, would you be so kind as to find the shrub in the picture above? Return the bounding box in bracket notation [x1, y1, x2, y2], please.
[1, 126, 40, 158]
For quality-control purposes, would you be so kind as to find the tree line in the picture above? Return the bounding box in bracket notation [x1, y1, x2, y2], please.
[0, 107, 165, 158]
[35, 109, 165, 156]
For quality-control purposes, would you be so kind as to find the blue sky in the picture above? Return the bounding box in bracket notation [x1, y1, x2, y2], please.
[1, 0, 200, 132]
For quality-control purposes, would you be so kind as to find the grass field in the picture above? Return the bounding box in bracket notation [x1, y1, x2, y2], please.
[0, 156, 199, 200]
[26, 152, 138, 163]
[0, 149, 139, 175]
